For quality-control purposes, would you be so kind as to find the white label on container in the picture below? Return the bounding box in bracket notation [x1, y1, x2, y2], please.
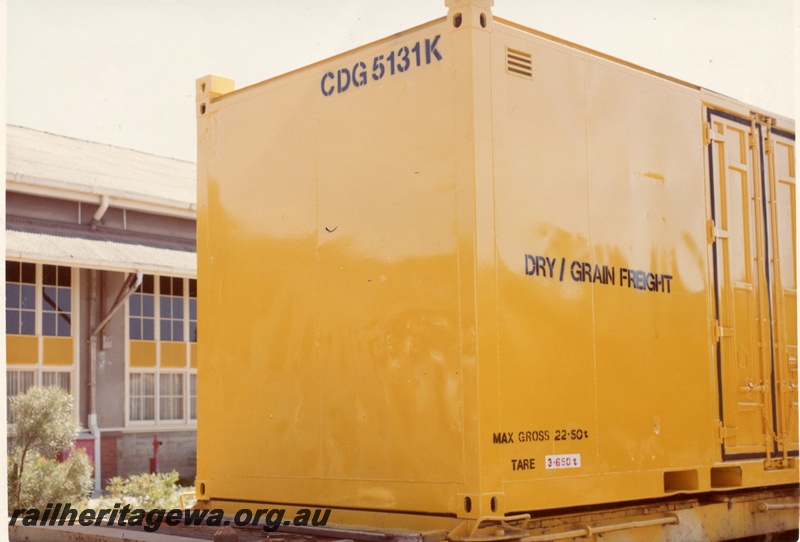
[545, 454, 581, 469]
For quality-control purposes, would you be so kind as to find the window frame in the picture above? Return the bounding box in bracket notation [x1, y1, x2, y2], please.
[125, 275, 197, 428]
[128, 371, 157, 423]
[41, 263, 74, 338]
[6, 261, 37, 336]
[5, 260, 79, 424]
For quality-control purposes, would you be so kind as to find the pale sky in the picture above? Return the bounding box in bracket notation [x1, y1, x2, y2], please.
[7, 0, 795, 162]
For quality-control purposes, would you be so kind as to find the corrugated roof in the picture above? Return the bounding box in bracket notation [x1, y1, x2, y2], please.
[6, 230, 196, 277]
[6, 125, 196, 211]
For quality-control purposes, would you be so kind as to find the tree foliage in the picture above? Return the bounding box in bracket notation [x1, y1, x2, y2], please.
[7, 387, 92, 510]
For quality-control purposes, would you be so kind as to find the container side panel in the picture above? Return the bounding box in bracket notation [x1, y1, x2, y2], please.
[491, 28, 596, 492]
[583, 60, 712, 473]
[491, 23, 713, 511]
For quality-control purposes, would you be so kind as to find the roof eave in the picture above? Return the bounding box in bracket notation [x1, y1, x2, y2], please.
[6, 175, 197, 220]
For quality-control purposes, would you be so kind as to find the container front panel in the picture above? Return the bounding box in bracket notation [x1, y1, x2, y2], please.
[198, 20, 471, 514]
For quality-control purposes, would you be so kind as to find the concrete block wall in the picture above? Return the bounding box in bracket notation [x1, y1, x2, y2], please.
[118, 431, 197, 483]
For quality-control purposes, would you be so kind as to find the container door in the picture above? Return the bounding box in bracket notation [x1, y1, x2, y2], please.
[707, 110, 797, 460]
[765, 127, 798, 457]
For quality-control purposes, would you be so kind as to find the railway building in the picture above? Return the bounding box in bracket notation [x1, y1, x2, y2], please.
[5, 125, 198, 492]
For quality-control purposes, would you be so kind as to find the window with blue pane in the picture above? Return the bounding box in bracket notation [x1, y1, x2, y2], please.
[189, 279, 197, 343]
[6, 261, 36, 335]
[42, 264, 72, 337]
[130, 274, 156, 340]
[160, 276, 185, 342]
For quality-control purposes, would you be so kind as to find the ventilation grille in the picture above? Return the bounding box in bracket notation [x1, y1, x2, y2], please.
[506, 47, 533, 80]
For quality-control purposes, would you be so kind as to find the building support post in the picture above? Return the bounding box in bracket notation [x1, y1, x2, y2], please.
[88, 269, 102, 494]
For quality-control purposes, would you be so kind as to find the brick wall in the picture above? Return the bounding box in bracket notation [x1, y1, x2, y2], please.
[118, 431, 197, 483]
[100, 432, 121, 486]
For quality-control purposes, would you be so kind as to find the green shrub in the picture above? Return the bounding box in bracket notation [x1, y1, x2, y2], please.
[7, 387, 92, 511]
[98, 471, 182, 510]
[11, 449, 93, 510]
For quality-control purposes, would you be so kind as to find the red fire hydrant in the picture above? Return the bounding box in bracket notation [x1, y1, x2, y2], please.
[149, 434, 162, 474]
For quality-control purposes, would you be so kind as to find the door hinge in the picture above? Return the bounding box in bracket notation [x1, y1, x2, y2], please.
[706, 220, 730, 244]
[704, 122, 725, 146]
[764, 136, 775, 154]
[717, 421, 737, 443]
[713, 319, 733, 342]
[748, 131, 758, 150]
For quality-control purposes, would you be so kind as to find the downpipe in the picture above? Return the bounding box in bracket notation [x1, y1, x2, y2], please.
[88, 411, 101, 494]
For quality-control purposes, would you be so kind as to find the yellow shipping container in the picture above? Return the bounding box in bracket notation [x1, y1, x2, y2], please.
[196, 1, 797, 539]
